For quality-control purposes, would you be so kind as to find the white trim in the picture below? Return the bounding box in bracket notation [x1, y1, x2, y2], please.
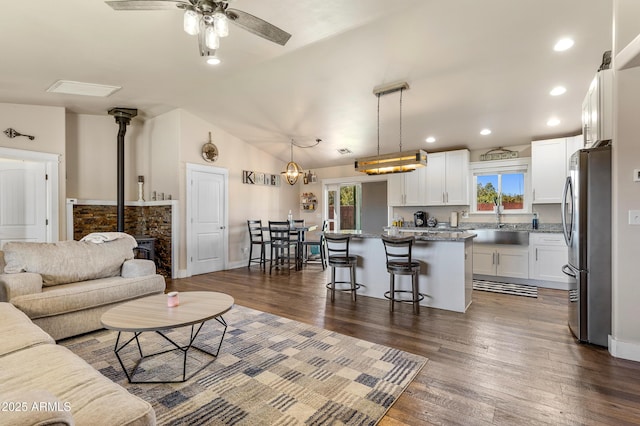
[0, 147, 60, 242]
[186, 163, 229, 277]
[65, 198, 179, 278]
[609, 335, 640, 362]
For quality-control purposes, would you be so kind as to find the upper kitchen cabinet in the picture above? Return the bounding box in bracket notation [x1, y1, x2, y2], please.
[425, 149, 470, 206]
[531, 138, 570, 204]
[387, 166, 427, 206]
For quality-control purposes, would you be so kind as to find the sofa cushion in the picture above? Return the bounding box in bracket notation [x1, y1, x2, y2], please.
[0, 303, 54, 356]
[0, 344, 156, 425]
[3, 236, 137, 286]
[11, 275, 165, 319]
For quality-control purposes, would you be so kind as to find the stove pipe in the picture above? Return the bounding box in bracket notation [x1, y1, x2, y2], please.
[108, 107, 138, 232]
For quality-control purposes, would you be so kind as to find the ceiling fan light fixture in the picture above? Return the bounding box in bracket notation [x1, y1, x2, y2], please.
[183, 9, 199, 35]
[213, 11, 229, 37]
[205, 25, 220, 49]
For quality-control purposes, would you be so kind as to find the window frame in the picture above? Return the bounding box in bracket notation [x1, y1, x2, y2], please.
[468, 158, 531, 215]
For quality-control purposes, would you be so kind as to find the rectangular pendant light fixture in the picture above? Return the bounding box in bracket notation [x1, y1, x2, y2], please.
[355, 149, 427, 175]
[355, 81, 428, 175]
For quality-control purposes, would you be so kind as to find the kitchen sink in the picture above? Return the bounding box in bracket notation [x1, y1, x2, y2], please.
[470, 229, 529, 245]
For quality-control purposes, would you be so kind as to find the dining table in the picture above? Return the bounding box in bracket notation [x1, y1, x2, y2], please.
[262, 223, 317, 270]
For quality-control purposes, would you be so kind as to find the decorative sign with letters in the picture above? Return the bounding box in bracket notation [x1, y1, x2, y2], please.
[242, 170, 281, 187]
[479, 147, 519, 161]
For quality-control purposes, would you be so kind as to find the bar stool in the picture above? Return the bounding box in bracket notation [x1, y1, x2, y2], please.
[324, 234, 360, 302]
[381, 235, 424, 314]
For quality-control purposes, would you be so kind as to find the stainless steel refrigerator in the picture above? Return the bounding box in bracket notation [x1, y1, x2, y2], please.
[561, 145, 611, 347]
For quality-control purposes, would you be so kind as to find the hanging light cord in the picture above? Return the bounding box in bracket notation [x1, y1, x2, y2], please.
[399, 87, 403, 152]
[377, 93, 381, 156]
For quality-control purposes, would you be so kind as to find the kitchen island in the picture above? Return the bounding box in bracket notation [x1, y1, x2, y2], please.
[326, 230, 476, 313]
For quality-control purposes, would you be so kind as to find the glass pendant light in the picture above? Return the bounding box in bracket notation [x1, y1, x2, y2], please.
[183, 9, 199, 35]
[213, 11, 229, 37]
[205, 25, 220, 49]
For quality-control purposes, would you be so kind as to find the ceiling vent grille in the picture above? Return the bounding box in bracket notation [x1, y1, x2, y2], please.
[337, 148, 352, 155]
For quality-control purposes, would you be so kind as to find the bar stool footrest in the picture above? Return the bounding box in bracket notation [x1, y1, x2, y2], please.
[384, 290, 425, 303]
[326, 281, 362, 292]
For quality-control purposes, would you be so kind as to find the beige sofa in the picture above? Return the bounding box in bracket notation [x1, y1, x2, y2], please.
[0, 302, 156, 425]
[0, 234, 166, 340]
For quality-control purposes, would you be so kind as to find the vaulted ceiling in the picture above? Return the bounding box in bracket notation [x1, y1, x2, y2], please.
[0, 0, 612, 169]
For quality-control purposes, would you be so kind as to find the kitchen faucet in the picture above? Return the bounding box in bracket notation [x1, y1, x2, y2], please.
[494, 195, 505, 228]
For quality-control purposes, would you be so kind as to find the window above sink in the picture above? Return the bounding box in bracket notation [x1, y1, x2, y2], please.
[469, 158, 532, 215]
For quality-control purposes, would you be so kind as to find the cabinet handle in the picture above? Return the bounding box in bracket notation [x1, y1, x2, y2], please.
[532, 189, 535, 201]
[442, 192, 445, 203]
[492, 252, 495, 265]
[535, 248, 538, 261]
[496, 252, 500, 265]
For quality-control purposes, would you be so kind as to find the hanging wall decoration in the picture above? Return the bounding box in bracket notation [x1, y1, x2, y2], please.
[242, 170, 281, 187]
[4, 128, 35, 140]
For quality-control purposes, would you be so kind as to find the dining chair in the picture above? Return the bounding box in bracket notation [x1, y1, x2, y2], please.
[247, 220, 270, 271]
[302, 220, 328, 269]
[268, 221, 298, 274]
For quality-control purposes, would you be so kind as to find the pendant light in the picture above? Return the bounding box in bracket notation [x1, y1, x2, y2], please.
[281, 139, 304, 185]
[355, 81, 427, 175]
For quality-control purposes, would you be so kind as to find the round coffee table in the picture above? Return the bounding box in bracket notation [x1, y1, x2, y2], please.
[101, 291, 234, 383]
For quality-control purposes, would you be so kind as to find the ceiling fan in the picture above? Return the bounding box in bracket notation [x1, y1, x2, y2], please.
[105, 1, 291, 63]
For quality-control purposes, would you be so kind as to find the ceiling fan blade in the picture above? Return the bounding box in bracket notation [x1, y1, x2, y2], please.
[105, 0, 191, 10]
[226, 8, 291, 46]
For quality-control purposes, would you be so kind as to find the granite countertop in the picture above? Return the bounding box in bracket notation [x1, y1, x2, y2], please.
[393, 223, 564, 234]
[326, 230, 476, 242]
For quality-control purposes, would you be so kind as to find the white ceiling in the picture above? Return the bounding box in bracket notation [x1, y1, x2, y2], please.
[0, 0, 613, 170]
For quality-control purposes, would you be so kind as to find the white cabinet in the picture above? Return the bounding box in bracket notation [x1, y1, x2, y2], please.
[387, 166, 427, 206]
[425, 149, 469, 206]
[565, 135, 583, 176]
[531, 138, 567, 203]
[582, 69, 612, 148]
[529, 233, 570, 283]
[473, 244, 529, 279]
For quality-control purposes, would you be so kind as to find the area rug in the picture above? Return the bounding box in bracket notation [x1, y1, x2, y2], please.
[473, 279, 538, 298]
[61, 305, 427, 425]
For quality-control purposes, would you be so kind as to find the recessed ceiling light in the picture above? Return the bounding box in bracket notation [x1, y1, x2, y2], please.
[547, 118, 561, 126]
[425, 136, 436, 143]
[550, 86, 567, 96]
[46, 80, 121, 97]
[554, 38, 574, 52]
[480, 129, 492, 136]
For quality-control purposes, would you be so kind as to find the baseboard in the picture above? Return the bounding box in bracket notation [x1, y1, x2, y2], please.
[608, 335, 640, 362]
[176, 269, 188, 279]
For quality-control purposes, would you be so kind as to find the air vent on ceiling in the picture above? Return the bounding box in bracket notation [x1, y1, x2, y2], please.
[337, 148, 352, 155]
[46, 80, 122, 97]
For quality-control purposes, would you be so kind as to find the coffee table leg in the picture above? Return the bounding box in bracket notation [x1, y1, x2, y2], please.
[113, 316, 228, 383]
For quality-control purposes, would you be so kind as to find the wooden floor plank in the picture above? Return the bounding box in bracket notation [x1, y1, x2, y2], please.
[166, 266, 640, 425]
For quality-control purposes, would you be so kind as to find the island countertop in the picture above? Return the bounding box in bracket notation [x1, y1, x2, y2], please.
[325, 230, 477, 242]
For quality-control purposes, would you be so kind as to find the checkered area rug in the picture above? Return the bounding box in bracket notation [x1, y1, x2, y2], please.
[61, 305, 427, 425]
[473, 279, 538, 298]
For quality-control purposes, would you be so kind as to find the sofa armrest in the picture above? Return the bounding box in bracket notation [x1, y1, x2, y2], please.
[0, 273, 43, 302]
[0, 390, 74, 426]
[121, 259, 156, 278]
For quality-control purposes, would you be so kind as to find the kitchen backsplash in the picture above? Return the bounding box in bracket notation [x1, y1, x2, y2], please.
[392, 204, 561, 227]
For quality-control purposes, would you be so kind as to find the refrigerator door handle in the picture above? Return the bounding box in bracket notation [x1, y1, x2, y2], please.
[562, 264, 576, 278]
[561, 176, 571, 246]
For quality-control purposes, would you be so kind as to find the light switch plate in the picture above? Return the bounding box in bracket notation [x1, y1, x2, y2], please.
[629, 210, 640, 225]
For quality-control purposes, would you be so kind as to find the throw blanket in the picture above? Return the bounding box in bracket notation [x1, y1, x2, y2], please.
[80, 232, 137, 245]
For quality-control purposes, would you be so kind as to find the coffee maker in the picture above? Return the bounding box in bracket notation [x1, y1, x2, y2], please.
[414, 211, 427, 227]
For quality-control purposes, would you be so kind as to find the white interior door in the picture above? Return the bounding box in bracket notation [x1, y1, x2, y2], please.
[0, 159, 47, 248]
[188, 165, 227, 275]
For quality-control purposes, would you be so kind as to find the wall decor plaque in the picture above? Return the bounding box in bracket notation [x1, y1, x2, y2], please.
[243, 170, 280, 187]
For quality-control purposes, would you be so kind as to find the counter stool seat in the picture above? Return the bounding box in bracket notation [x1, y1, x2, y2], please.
[324, 234, 360, 302]
[381, 235, 424, 314]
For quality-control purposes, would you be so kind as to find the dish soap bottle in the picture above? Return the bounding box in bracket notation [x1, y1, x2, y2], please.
[532, 212, 539, 230]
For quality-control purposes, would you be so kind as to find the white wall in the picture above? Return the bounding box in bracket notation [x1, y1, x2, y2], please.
[611, 0, 640, 360]
[0, 103, 66, 239]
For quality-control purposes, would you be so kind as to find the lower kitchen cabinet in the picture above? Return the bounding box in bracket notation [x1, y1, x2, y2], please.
[473, 244, 529, 279]
[529, 233, 570, 283]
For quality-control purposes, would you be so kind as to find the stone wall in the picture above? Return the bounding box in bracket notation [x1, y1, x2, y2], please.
[72, 204, 172, 277]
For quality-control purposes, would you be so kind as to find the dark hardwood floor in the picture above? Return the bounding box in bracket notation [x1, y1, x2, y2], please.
[167, 266, 640, 425]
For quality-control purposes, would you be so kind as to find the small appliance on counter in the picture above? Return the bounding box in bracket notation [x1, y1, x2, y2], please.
[414, 211, 427, 227]
[450, 211, 458, 228]
[426, 216, 437, 228]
